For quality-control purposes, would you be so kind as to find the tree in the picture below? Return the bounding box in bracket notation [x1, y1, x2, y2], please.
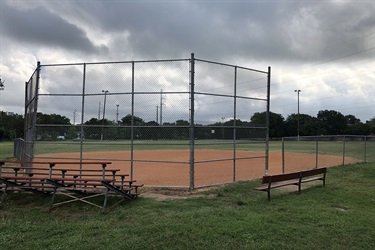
[367, 117, 375, 135]
[343, 115, 370, 135]
[121, 114, 145, 126]
[285, 114, 324, 136]
[0, 111, 24, 140]
[84, 118, 115, 140]
[344, 123, 370, 135]
[250, 112, 285, 138]
[345, 115, 361, 125]
[120, 114, 145, 139]
[144, 121, 160, 140]
[37, 113, 70, 125]
[36, 113, 71, 140]
[317, 110, 347, 135]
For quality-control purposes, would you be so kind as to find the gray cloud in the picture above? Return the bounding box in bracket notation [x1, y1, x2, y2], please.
[0, 0, 374, 122]
[0, 2, 107, 55]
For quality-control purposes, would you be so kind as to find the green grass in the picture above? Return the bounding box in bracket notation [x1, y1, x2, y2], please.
[0, 141, 14, 159]
[0, 162, 374, 249]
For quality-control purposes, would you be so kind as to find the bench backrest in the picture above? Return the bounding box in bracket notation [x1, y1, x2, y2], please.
[262, 167, 327, 184]
[262, 172, 301, 184]
[301, 167, 326, 178]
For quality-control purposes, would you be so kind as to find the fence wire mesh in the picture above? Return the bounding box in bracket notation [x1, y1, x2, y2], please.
[282, 135, 375, 173]
[23, 55, 270, 188]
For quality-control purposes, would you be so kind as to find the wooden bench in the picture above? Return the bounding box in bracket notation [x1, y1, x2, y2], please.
[0, 160, 143, 211]
[254, 167, 327, 201]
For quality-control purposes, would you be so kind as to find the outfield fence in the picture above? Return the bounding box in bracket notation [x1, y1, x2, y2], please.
[282, 135, 375, 173]
[22, 53, 271, 189]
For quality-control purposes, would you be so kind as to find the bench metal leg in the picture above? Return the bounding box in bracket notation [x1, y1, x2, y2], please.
[103, 187, 109, 210]
[267, 181, 272, 201]
[49, 187, 58, 212]
[49, 191, 105, 212]
[1, 185, 8, 203]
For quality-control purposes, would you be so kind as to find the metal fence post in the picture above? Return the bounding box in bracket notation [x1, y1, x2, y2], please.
[342, 136, 346, 165]
[282, 137, 285, 174]
[24, 61, 41, 167]
[130, 61, 135, 180]
[79, 63, 86, 175]
[189, 53, 195, 190]
[233, 66, 237, 182]
[265, 66, 271, 176]
[364, 136, 367, 163]
[315, 136, 319, 168]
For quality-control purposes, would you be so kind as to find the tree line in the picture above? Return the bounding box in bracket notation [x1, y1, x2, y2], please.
[0, 110, 374, 141]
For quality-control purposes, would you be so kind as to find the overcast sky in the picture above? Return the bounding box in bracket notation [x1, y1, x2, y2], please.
[0, 0, 374, 124]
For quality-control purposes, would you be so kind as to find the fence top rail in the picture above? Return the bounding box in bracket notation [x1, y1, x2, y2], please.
[194, 91, 267, 101]
[283, 135, 375, 140]
[0, 160, 112, 165]
[195, 58, 269, 74]
[38, 91, 191, 97]
[39, 57, 269, 75]
[40, 58, 190, 67]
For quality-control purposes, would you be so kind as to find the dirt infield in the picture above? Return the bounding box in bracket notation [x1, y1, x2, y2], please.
[36, 150, 358, 187]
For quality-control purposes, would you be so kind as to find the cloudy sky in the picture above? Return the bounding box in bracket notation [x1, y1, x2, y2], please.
[0, 0, 374, 124]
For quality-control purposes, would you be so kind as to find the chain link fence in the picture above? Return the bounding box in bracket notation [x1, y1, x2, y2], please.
[23, 54, 271, 189]
[282, 135, 375, 173]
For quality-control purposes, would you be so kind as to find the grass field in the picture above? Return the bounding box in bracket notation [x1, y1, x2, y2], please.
[0, 141, 14, 159]
[1, 138, 374, 163]
[0, 162, 374, 249]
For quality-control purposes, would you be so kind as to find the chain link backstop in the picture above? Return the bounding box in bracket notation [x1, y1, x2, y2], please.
[23, 53, 271, 189]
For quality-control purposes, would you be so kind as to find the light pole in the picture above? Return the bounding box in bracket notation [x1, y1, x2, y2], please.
[294, 89, 301, 139]
[0, 78, 4, 108]
[221, 117, 225, 139]
[0, 77, 4, 91]
[116, 104, 119, 124]
[98, 102, 101, 119]
[73, 109, 77, 125]
[101, 90, 108, 140]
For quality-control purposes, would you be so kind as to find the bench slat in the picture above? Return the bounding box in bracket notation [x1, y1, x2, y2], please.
[0, 176, 48, 181]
